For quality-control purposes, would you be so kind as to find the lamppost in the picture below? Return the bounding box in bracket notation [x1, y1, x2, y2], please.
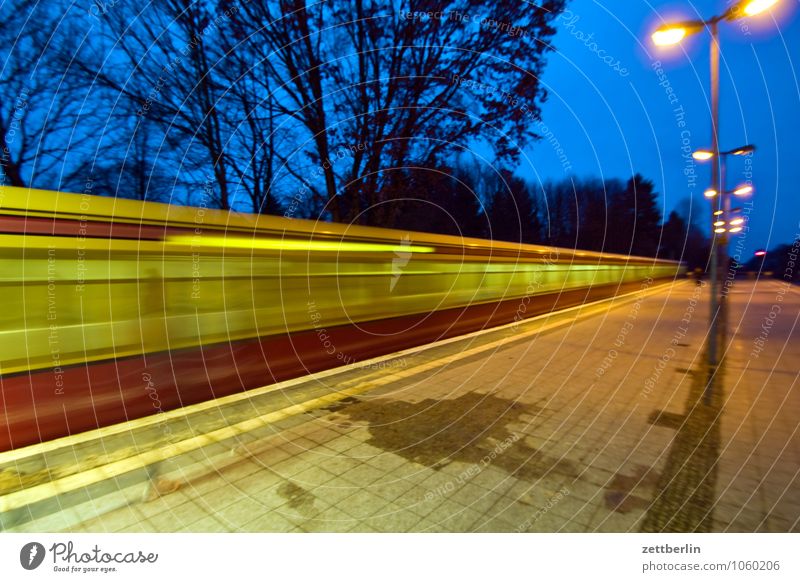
[694, 143, 755, 256]
[650, 0, 780, 403]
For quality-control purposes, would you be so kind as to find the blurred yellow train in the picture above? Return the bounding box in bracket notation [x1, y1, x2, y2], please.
[0, 185, 681, 450]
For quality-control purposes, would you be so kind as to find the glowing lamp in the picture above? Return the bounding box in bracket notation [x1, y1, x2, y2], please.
[730, 145, 756, 155]
[740, 0, 780, 17]
[652, 26, 688, 46]
[693, 150, 714, 161]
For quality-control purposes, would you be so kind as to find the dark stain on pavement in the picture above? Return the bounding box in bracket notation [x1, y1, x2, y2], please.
[334, 392, 578, 480]
[318, 396, 362, 414]
[278, 480, 316, 513]
[648, 410, 686, 431]
[605, 490, 650, 513]
[604, 464, 660, 514]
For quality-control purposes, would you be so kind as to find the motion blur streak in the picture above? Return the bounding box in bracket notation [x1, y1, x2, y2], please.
[0, 187, 681, 450]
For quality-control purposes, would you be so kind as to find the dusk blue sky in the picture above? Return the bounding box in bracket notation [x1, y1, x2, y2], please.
[524, 0, 800, 258]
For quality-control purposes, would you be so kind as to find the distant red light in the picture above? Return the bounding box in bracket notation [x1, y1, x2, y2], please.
[754, 250, 767, 256]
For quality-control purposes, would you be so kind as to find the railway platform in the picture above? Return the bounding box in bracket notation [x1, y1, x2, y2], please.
[2, 279, 798, 532]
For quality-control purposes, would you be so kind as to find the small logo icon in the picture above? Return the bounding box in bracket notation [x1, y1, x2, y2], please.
[390, 235, 412, 292]
[20, 542, 46, 570]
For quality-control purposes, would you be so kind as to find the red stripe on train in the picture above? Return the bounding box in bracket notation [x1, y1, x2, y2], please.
[0, 281, 653, 451]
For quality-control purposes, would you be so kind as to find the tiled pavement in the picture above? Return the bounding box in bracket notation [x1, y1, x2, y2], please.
[55, 280, 800, 532]
[714, 280, 800, 532]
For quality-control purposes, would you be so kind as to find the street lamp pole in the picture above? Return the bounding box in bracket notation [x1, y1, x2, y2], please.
[708, 20, 721, 392]
[650, 0, 780, 404]
[719, 152, 730, 295]
[699, 144, 756, 393]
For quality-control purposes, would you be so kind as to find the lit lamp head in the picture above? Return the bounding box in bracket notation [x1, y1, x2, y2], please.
[704, 188, 718, 198]
[733, 184, 754, 196]
[730, 144, 756, 156]
[754, 249, 767, 256]
[651, 21, 703, 46]
[731, 0, 780, 18]
[694, 145, 756, 160]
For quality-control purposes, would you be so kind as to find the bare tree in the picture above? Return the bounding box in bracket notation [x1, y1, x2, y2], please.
[216, 27, 293, 214]
[69, 0, 242, 208]
[232, 0, 565, 223]
[0, 1, 89, 189]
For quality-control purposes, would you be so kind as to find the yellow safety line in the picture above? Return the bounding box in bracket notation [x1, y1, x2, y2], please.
[0, 280, 681, 512]
[0, 384, 370, 513]
[0, 279, 680, 464]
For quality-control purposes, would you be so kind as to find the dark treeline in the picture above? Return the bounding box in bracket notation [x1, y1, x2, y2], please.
[382, 164, 710, 267]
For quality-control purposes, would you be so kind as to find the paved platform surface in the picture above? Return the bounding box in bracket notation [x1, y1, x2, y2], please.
[25, 280, 800, 532]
